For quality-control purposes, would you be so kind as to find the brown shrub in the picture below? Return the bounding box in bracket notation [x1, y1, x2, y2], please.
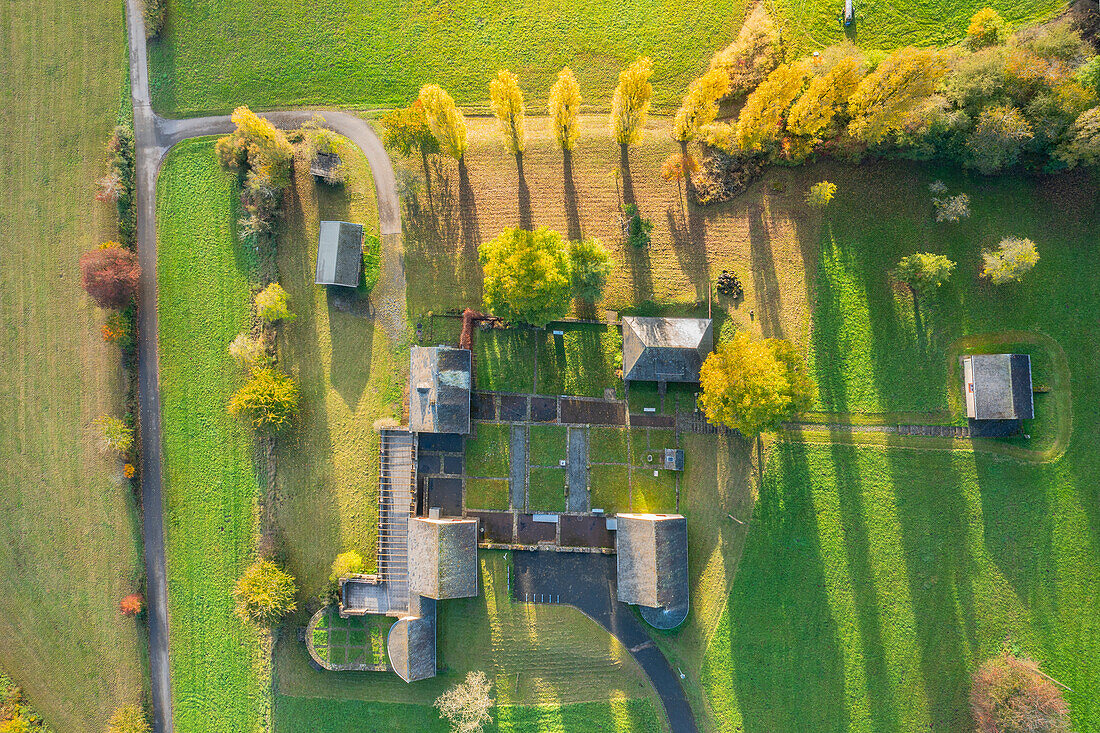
[79, 244, 140, 309]
[971, 652, 1070, 733]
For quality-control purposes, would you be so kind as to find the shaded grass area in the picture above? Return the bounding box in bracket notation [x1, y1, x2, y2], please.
[274, 553, 653, 722]
[0, 0, 146, 727]
[274, 695, 662, 733]
[590, 465, 632, 513]
[148, 0, 748, 115]
[466, 424, 511, 477]
[529, 425, 568, 466]
[274, 137, 401, 598]
[157, 140, 265, 732]
[476, 328, 538, 393]
[466, 478, 511, 511]
[775, 0, 1063, 56]
[590, 427, 630, 464]
[536, 324, 624, 398]
[528, 466, 567, 511]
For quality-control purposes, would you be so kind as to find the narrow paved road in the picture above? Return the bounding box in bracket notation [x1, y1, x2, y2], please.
[123, 3, 405, 731]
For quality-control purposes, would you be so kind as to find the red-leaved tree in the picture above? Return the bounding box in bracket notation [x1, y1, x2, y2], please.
[80, 244, 140, 309]
[971, 652, 1070, 733]
[119, 593, 144, 616]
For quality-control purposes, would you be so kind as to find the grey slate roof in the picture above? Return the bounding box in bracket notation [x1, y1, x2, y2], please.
[615, 513, 689, 629]
[407, 516, 478, 600]
[315, 220, 364, 287]
[967, 354, 1034, 420]
[386, 596, 437, 683]
[410, 346, 472, 435]
[622, 317, 713, 383]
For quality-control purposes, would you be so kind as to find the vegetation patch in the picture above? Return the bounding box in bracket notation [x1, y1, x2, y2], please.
[466, 478, 511, 511]
[536, 324, 624, 398]
[630, 469, 678, 512]
[589, 465, 632, 513]
[528, 467, 567, 511]
[466, 424, 511, 477]
[309, 608, 392, 670]
[475, 328, 537, 393]
[528, 425, 568, 466]
[157, 140, 266, 732]
[589, 427, 630, 464]
[632, 429, 677, 466]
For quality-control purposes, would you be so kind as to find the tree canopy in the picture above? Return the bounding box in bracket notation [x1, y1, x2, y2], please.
[737, 60, 811, 153]
[418, 84, 468, 161]
[381, 101, 441, 160]
[479, 227, 572, 327]
[610, 57, 654, 146]
[805, 181, 837, 208]
[567, 237, 613, 303]
[548, 67, 582, 151]
[709, 3, 781, 98]
[966, 8, 1010, 49]
[80, 243, 140, 309]
[255, 282, 294, 323]
[982, 237, 1039, 283]
[227, 366, 300, 432]
[895, 252, 956, 293]
[673, 67, 730, 143]
[967, 104, 1033, 173]
[847, 47, 949, 145]
[698, 332, 815, 436]
[233, 560, 298, 625]
[435, 671, 494, 733]
[489, 70, 526, 155]
[787, 53, 865, 154]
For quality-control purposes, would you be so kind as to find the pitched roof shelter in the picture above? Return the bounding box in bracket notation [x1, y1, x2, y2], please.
[962, 354, 1034, 420]
[387, 595, 437, 683]
[410, 346, 472, 435]
[615, 513, 689, 629]
[407, 516, 478, 600]
[622, 317, 713, 383]
[315, 220, 364, 288]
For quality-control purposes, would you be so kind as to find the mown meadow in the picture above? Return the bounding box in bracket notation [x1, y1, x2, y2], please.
[0, 0, 147, 728]
[157, 139, 267, 733]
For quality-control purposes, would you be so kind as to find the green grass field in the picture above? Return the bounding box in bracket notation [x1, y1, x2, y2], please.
[0, 0, 146, 727]
[589, 466, 632, 513]
[467, 424, 511, 477]
[273, 136, 403, 598]
[590, 427, 630, 464]
[157, 140, 266, 733]
[529, 425, 568, 466]
[147, 0, 749, 116]
[536, 324, 624, 398]
[466, 478, 511, 510]
[528, 466, 567, 511]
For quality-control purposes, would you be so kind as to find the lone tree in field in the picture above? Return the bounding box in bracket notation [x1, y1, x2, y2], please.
[982, 237, 1039, 284]
[660, 152, 699, 219]
[805, 181, 837, 209]
[698, 332, 815, 437]
[895, 253, 956, 295]
[228, 366, 300, 432]
[107, 704, 151, 733]
[419, 84, 469, 170]
[119, 593, 145, 616]
[479, 227, 572, 328]
[567, 237, 613, 304]
[80, 243, 140, 309]
[971, 652, 1069, 733]
[967, 105, 1034, 174]
[255, 282, 294, 323]
[549, 67, 582, 153]
[610, 57, 654, 205]
[233, 559, 297, 626]
[966, 7, 1009, 49]
[94, 415, 134, 455]
[381, 101, 441, 203]
[489, 70, 526, 162]
[846, 46, 949, 145]
[435, 670, 494, 733]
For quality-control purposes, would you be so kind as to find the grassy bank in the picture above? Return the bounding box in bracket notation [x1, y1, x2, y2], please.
[0, 0, 146, 727]
[157, 140, 266, 733]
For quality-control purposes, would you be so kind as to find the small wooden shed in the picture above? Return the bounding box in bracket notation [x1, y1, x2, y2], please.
[315, 220, 363, 288]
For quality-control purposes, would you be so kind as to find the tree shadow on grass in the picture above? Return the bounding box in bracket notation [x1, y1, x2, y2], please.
[748, 202, 786, 339]
[563, 150, 582, 242]
[619, 143, 636, 208]
[326, 293, 374, 408]
[667, 206, 709, 302]
[517, 153, 533, 231]
[727, 442, 849, 732]
[625, 244, 654, 305]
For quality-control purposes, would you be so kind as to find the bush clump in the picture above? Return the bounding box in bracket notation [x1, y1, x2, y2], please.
[971, 652, 1069, 733]
[233, 560, 297, 625]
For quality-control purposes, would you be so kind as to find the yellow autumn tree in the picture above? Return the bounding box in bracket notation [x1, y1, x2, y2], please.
[418, 84, 469, 162]
[786, 53, 865, 158]
[736, 60, 811, 154]
[846, 47, 949, 145]
[489, 69, 526, 156]
[610, 56, 654, 147]
[216, 105, 294, 187]
[548, 67, 582, 151]
[673, 67, 732, 146]
[698, 332, 815, 437]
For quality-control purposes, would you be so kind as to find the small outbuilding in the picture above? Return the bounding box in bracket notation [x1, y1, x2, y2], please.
[615, 513, 689, 629]
[387, 595, 437, 683]
[622, 317, 713, 384]
[409, 346, 472, 435]
[315, 220, 364, 288]
[962, 353, 1033, 435]
[407, 515, 478, 600]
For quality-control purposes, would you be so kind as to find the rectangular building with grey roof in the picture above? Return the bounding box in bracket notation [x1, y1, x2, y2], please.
[622, 317, 713, 384]
[315, 220, 364, 288]
[410, 346, 472, 435]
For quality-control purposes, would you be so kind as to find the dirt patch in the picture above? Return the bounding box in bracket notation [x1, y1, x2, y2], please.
[531, 396, 559, 422]
[469, 510, 514, 543]
[498, 394, 528, 421]
[516, 514, 558, 544]
[473, 392, 496, 421]
[559, 515, 615, 549]
[560, 398, 626, 425]
[630, 412, 676, 428]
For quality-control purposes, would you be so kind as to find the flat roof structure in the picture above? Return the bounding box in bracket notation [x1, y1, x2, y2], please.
[315, 220, 364, 288]
[615, 513, 689, 629]
[407, 516, 478, 600]
[622, 317, 713, 383]
[962, 354, 1034, 420]
[410, 346, 472, 435]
